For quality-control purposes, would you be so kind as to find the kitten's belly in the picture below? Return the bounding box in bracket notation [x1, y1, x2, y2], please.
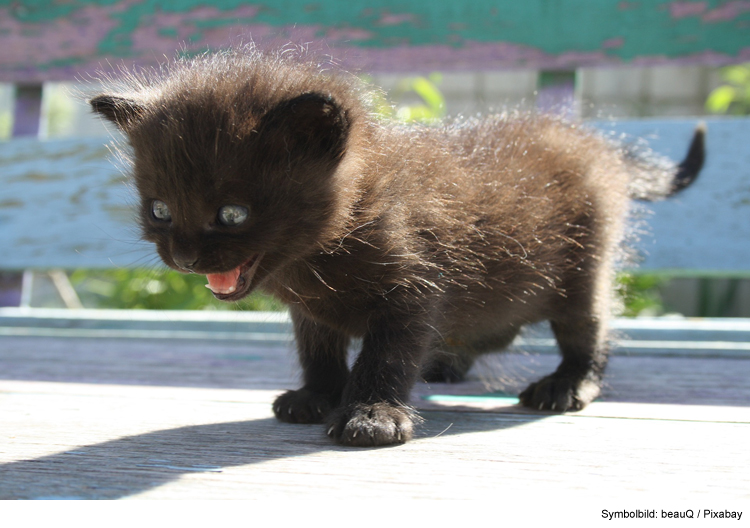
[444, 298, 545, 340]
[283, 282, 553, 344]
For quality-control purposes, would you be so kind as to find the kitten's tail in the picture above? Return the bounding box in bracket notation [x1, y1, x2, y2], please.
[625, 123, 705, 201]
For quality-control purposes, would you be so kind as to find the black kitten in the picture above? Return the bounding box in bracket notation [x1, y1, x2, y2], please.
[90, 48, 704, 446]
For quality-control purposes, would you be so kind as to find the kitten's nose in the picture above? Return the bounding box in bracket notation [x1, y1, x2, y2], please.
[172, 250, 199, 271]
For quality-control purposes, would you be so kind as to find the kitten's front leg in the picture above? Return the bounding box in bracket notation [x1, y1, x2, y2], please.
[273, 309, 350, 424]
[326, 316, 431, 447]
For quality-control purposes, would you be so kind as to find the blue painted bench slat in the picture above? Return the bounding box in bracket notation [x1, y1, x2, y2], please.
[1, 118, 747, 274]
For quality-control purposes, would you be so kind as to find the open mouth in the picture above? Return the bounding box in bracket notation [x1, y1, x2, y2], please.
[205, 253, 264, 301]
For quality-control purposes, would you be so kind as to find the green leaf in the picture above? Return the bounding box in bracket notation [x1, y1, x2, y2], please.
[722, 65, 750, 86]
[411, 77, 446, 114]
[705, 85, 737, 114]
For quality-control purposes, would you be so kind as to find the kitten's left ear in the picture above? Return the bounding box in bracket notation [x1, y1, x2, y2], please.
[89, 94, 145, 130]
[259, 92, 349, 160]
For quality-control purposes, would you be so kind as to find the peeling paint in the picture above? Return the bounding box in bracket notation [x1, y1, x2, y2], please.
[1, 0, 749, 81]
[377, 13, 417, 27]
[703, 0, 750, 21]
[602, 37, 625, 49]
[0, 137, 150, 268]
[323, 27, 374, 41]
[8, 172, 63, 183]
[669, 1, 708, 18]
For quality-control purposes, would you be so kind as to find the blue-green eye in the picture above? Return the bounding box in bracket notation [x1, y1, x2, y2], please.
[218, 205, 248, 226]
[152, 200, 171, 221]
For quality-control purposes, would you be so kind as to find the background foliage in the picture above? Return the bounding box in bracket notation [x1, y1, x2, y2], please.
[70, 269, 284, 311]
[706, 63, 750, 115]
[68, 268, 668, 316]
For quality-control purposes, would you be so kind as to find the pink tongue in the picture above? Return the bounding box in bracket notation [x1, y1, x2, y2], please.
[205, 266, 242, 294]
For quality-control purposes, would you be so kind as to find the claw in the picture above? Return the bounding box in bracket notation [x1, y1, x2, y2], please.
[327, 425, 335, 436]
[551, 402, 556, 411]
[352, 430, 358, 438]
[288, 407, 292, 415]
[538, 402, 544, 410]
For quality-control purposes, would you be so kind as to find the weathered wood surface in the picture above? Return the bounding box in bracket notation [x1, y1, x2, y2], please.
[1, 331, 749, 500]
[1, 118, 748, 273]
[2, 0, 750, 82]
[2, 323, 750, 406]
[3, 308, 750, 359]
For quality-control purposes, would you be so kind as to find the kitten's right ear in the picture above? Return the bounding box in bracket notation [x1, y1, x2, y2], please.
[89, 95, 144, 129]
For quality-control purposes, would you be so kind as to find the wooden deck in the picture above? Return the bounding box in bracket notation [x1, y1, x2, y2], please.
[1, 310, 749, 501]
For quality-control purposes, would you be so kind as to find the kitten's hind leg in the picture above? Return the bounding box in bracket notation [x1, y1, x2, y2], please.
[421, 347, 475, 383]
[273, 309, 350, 424]
[519, 316, 608, 412]
[520, 229, 614, 412]
[421, 328, 520, 383]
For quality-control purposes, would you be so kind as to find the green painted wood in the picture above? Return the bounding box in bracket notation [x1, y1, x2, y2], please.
[2, 118, 747, 273]
[1, 0, 749, 81]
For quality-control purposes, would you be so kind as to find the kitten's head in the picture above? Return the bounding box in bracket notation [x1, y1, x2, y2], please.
[90, 51, 360, 301]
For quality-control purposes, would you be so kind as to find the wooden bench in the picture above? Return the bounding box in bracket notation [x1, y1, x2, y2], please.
[1, 1, 748, 501]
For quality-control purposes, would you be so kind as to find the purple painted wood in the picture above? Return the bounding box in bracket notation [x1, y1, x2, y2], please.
[0, 273, 22, 307]
[11, 84, 43, 138]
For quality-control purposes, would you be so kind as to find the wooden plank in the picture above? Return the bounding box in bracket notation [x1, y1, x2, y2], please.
[596, 118, 750, 274]
[0, 307, 293, 343]
[2, 309, 750, 359]
[2, 331, 750, 405]
[0, 137, 153, 269]
[1, 380, 748, 500]
[1, 0, 749, 82]
[1, 118, 748, 272]
[1, 327, 748, 500]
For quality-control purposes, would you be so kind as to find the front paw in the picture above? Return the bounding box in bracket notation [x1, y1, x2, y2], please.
[519, 374, 600, 412]
[273, 388, 338, 424]
[326, 403, 415, 447]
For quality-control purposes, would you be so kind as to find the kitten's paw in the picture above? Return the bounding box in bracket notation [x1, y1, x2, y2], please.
[519, 375, 600, 412]
[326, 403, 415, 447]
[273, 388, 338, 424]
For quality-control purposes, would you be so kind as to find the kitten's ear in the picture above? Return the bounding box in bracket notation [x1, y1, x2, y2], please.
[259, 92, 349, 160]
[89, 95, 145, 129]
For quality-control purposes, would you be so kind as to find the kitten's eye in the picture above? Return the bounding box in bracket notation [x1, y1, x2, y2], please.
[151, 200, 171, 221]
[218, 205, 249, 226]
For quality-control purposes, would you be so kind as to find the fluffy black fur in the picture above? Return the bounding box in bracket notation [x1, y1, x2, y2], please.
[91, 47, 704, 447]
